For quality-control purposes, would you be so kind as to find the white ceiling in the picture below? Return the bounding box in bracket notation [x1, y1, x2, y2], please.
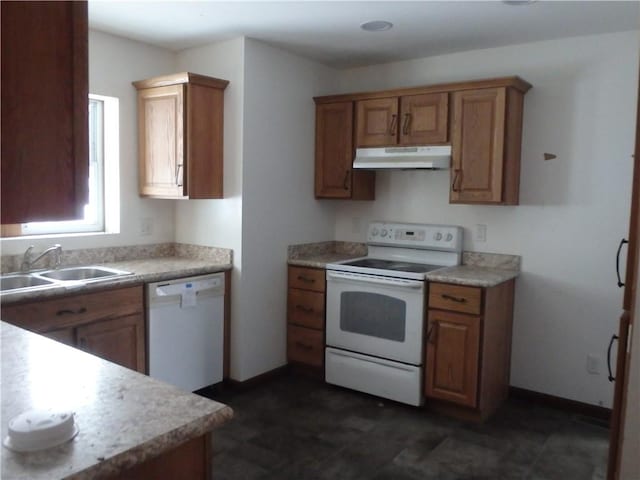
[89, 1, 640, 69]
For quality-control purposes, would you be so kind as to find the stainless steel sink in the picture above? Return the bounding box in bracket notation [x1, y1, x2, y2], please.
[0, 266, 133, 295]
[37, 266, 131, 282]
[0, 274, 56, 291]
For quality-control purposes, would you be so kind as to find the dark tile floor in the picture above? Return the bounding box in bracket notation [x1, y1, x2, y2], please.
[199, 374, 609, 480]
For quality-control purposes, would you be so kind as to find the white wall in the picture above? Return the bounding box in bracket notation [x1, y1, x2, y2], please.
[1, 30, 177, 255]
[174, 38, 246, 379]
[175, 38, 338, 381]
[333, 31, 639, 407]
[238, 39, 338, 380]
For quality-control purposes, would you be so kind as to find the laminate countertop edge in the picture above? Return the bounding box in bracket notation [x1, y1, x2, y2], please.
[1, 322, 233, 480]
[287, 257, 519, 287]
[0, 258, 233, 305]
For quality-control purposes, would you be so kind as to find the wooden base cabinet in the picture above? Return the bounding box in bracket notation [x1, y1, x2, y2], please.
[1, 286, 146, 373]
[287, 266, 326, 371]
[77, 314, 145, 373]
[425, 280, 515, 421]
[110, 435, 210, 480]
[426, 310, 480, 408]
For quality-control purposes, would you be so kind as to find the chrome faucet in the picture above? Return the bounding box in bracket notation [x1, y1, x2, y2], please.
[21, 244, 62, 272]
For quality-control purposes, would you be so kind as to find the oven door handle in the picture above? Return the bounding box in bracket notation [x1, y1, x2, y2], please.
[326, 271, 424, 290]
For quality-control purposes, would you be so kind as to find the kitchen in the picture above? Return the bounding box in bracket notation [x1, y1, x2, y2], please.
[1, 1, 639, 479]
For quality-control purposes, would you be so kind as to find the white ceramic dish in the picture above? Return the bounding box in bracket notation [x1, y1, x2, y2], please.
[3, 409, 78, 452]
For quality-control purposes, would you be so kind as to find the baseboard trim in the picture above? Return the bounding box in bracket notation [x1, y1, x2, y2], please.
[224, 365, 289, 391]
[509, 386, 611, 423]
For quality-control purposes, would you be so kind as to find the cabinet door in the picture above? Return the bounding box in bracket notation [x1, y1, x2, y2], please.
[1, 1, 88, 224]
[425, 310, 480, 407]
[315, 102, 354, 198]
[450, 88, 506, 204]
[356, 98, 399, 147]
[138, 84, 185, 198]
[185, 83, 224, 199]
[400, 93, 448, 145]
[77, 313, 145, 373]
[42, 328, 76, 347]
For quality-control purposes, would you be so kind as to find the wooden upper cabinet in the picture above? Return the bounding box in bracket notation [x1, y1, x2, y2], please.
[356, 98, 399, 147]
[315, 77, 530, 203]
[450, 86, 525, 205]
[314, 101, 375, 200]
[133, 73, 229, 199]
[137, 85, 184, 198]
[356, 93, 448, 147]
[315, 102, 354, 198]
[1, 1, 89, 224]
[400, 93, 449, 145]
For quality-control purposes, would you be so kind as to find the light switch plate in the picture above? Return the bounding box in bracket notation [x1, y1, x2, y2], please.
[140, 217, 153, 236]
[587, 354, 601, 374]
[475, 224, 487, 242]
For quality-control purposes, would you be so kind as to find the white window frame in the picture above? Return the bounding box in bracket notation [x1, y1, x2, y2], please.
[17, 94, 119, 237]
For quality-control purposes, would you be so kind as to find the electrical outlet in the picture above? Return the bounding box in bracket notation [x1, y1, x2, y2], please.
[475, 224, 487, 242]
[352, 217, 362, 234]
[140, 217, 153, 236]
[586, 354, 601, 375]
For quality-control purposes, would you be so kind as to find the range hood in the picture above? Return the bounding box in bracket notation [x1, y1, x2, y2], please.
[353, 146, 451, 170]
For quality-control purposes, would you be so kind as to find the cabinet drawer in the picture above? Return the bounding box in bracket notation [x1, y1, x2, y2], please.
[1, 286, 144, 333]
[288, 288, 324, 330]
[287, 325, 324, 368]
[429, 283, 481, 315]
[288, 266, 325, 292]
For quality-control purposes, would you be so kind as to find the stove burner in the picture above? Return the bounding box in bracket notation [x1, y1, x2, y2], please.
[342, 258, 445, 274]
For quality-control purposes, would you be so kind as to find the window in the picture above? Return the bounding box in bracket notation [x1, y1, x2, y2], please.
[16, 94, 119, 237]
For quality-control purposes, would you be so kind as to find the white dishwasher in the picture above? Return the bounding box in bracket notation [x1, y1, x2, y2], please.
[147, 272, 224, 392]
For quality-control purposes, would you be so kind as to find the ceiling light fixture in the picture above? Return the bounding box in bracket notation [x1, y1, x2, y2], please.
[502, 0, 537, 5]
[360, 20, 393, 32]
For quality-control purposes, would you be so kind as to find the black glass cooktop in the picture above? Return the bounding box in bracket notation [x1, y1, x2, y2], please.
[342, 258, 444, 274]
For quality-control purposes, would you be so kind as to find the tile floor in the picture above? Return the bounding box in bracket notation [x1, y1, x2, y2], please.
[200, 374, 609, 480]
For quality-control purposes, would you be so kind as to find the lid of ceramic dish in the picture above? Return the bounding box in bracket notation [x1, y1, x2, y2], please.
[3, 409, 78, 452]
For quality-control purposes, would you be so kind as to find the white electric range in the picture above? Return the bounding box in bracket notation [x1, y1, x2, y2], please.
[325, 221, 463, 406]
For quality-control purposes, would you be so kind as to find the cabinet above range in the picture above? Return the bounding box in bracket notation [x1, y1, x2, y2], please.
[356, 92, 449, 147]
[313, 76, 531, 205]
[133, 72, 229, 199]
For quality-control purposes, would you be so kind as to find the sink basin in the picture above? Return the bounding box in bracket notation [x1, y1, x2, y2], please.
[38, 266, 132, 282]
[0, 266, 133, 295]
[0, 274, 55, 291]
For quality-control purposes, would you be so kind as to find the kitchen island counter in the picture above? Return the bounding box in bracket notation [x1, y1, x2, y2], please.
[1, 322, 233, 479]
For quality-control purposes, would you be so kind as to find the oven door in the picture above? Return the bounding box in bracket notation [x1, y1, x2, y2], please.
[326, 270, 425, 365]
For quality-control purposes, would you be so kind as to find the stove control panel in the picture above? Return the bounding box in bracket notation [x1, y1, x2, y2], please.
[367, 222, 463, 252]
